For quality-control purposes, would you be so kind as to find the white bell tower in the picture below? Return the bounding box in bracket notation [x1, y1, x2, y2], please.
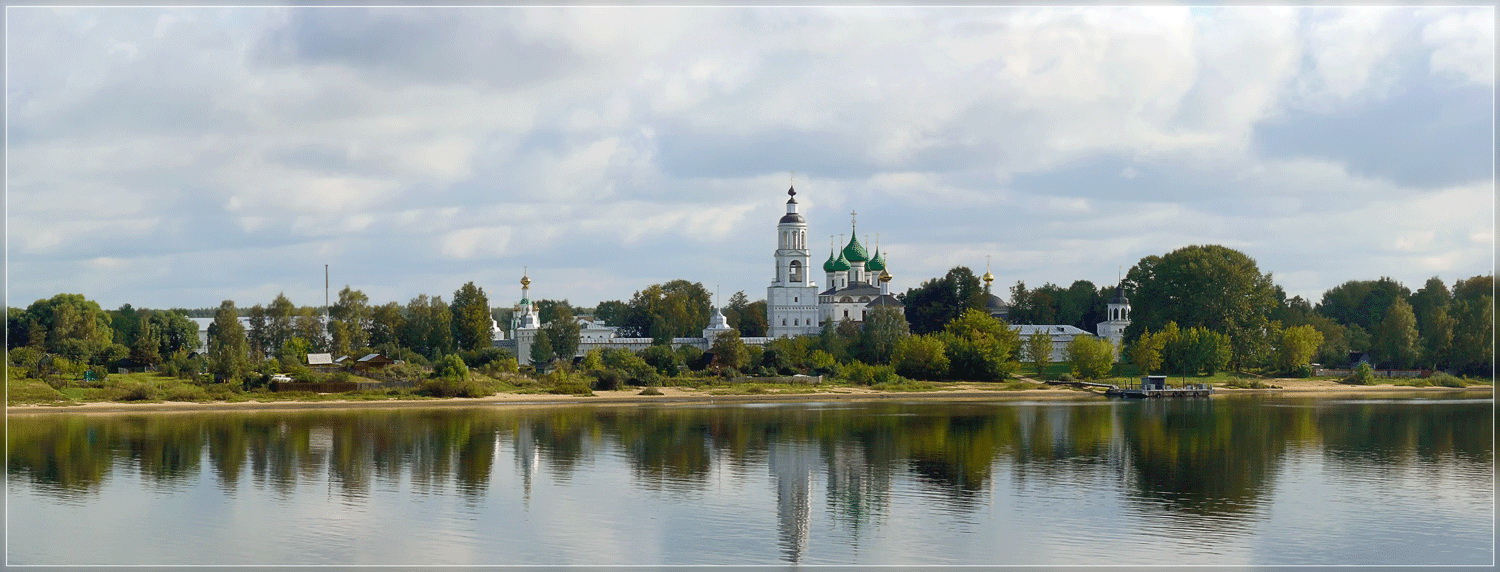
[767, 183, 821, 338]
[1096, 281, 1131, 359]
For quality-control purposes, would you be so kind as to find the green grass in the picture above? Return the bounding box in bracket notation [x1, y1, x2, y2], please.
[7, 376, 74, 405]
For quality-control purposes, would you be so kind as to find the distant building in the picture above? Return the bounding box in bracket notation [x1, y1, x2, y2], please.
[1012, 324, 1093, 362]
[1094, 283, 1131, 358]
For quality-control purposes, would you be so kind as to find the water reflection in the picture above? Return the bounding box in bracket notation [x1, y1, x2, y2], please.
[8, 395, 1493, 564]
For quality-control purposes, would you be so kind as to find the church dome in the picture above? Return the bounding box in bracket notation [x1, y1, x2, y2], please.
[866, 249, 886, 272]
[842, 233, 869, 263]
[828, 251, 850, 272]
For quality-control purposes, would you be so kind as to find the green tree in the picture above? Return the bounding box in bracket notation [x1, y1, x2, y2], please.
[1448, 275, 1492, 375]
[594, 300, 631, 327]
[709, 329, 750, 373]
[1066, 336, 1114, 380]
[639, 344, 682, 377]
[370, 302, 405, 348]
[1163, 325, 1230, 375]
[939, 309, 1020, 381]
[450, 282, 493, 352]
[266, 293, 296, 353]
[723, 291, 769, 338]
[1419, 306, 1455, 370]
[1276, 325, 1324, 376]
[1304, 313, 1352, 366]
[529, 329, 556, 368]
[1023, 331, 1054, 376]
[540, 306, 581, 364]
[129, 316, 163, 366]
[855, 306, 910, 364]
[1370, 298, 1419, 368]
[23, 293, 115, 362]
[901, 267, 988, 334]
[431, 354, 470, 381]
[1124, 245, 1277, 370]
[1129, 330, 1165, 375]
[207, 300, 251, 383]
[534, 299, 575, 326]
[330, 287, 373, 352]
[892, 334, 949, 380]
[622, 280, 712, 340]
[246, 304, 269, 358]
[1315, 277, 1412, 333]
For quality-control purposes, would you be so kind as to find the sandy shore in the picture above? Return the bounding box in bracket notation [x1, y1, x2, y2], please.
[6, 378, 1489, 415]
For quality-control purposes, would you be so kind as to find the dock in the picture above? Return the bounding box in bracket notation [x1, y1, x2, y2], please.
[1104, 375, 1213, 398]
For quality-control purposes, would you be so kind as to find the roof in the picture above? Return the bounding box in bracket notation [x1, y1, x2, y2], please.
[1011, 324, 1090, 336]
[1014, 322, 1086, 336]
[779, 213, 806, 224]
[357, 353, 392, 363]
[307, 353, 334, 365]
[866, 249, 886, 272]
[842, 232, 869, 263]
[865, 294, 905, 308]
[986, 293, 1008, 311]
[829, 282, 881, 297]
[1111, 283, 1130, 304]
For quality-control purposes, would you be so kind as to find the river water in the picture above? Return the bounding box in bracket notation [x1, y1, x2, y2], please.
[7, 394, 1493, 566]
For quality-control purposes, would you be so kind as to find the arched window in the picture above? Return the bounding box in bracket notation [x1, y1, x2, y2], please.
[840, 296, 853, 303]
[859, 296, 870, 302]
[782, 319, 787, 326]
[843, 310, 849, 318]
[789, 260, 803, 283]
[793, 318, 799, 326]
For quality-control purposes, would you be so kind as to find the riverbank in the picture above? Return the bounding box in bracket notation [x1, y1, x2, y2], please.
[6, 378, 1489, 415]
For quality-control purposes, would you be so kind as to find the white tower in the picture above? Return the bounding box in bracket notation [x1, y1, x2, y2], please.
[767, 185, 821, 338]
[1096, 282, 1131, 359]
[514, 270, 542, 365]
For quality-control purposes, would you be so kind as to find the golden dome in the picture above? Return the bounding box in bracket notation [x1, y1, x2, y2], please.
[879, 270, 892, 282]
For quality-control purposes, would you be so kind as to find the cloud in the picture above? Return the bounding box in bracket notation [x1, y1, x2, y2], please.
[5, 6, 1492, 309]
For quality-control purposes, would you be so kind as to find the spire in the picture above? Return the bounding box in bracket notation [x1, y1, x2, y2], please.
[841, 213, 869, 263]
[982, 255, 995, 286]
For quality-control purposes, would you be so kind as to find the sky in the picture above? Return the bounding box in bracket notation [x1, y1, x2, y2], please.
[5, 5, 1494, 312]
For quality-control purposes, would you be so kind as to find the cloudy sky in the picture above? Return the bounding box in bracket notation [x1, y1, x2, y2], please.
[6, 5, 1494, 311]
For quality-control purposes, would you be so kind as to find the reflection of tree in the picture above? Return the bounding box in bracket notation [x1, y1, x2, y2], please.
[1119, 399, 1287, 522]
[6, 416, 116, 496]
[1316, 400, 1493, 467]
[609, 409, 713, 491]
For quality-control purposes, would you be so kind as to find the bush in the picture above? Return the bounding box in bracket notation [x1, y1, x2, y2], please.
[1223, 378, 1277, 389]
[431, 354, 470, 382]
[326, 371, 354, 383]
[161, 384, 209, 402]
[1343, 362, 1376, 385]
[638, 386, 664, 396]
[1428, 372, 1468, 388]
[840, 362, 901, 386]
[458, 347, 515, 368]
[419, 377, 497, 398]
[548, 382, 594, 396]
[1058, 373, 1075, 382]
[590, 369, 624, 391]
[114, 380, 160, 401]
[1290, 363, 1314, 378]
[205, 383, 241, 400]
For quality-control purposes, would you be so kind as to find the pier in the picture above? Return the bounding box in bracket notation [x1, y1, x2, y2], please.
[1104, 375, 1213, 398]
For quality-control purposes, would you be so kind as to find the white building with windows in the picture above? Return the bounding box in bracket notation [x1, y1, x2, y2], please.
[766, 187, 822, 338]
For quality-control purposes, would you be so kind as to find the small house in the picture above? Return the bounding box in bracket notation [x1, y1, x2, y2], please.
[354, 353, 395, 371]
[307, 353, 336, 371]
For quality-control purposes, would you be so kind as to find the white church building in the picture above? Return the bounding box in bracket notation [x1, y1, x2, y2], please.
[498, 184, 1128, 365]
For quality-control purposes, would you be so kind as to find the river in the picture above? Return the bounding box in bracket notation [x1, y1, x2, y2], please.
[7, 394, 1493, 566]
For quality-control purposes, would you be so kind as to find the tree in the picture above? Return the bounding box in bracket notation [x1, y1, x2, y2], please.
[266, 293, 296, 353]
[330, 287, 373, 352]
[246, 304, 269, 358]
[639, 344, 682, 377]
[129, 316, 163, 366]
[370, 302, 405, 348]
[1304, 314, 1352, 366]
[891, 334, 949, 380]
[855, 306, 909, 364]
[594, 300, 631, 326]
[1123, 245, 1277, 369]
[1370, 298, 1419, 368]
[450, 282, 493, 352]
[23, 293, 115, 362]
[540, 305, 581, 363]
[1448, 275, 1492, 375]
[709, 329, 750, 373]
[207, 300, 251, 383]
[1276, 325, 1324, 376]
[293, 308, 329, 352]
[939, 309, 1020, 381]
[533, 299, 575, 326]
[1164, 326, 1231, 375]
[901, 267, 987, 334]
[431, 354, 470, 381]
[1419, 307, 1455, 370]
[1128, 330, 1165, 375]
[1066, 336, 1114, 380]
[1023, 332, 1053, 376]
[529, 329, 555, 368]
[1315, 277, 1412, 333]
[723, 291, 769, 338]
[1408, 277, 1452, 332]
[621, 280, 712, 339]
